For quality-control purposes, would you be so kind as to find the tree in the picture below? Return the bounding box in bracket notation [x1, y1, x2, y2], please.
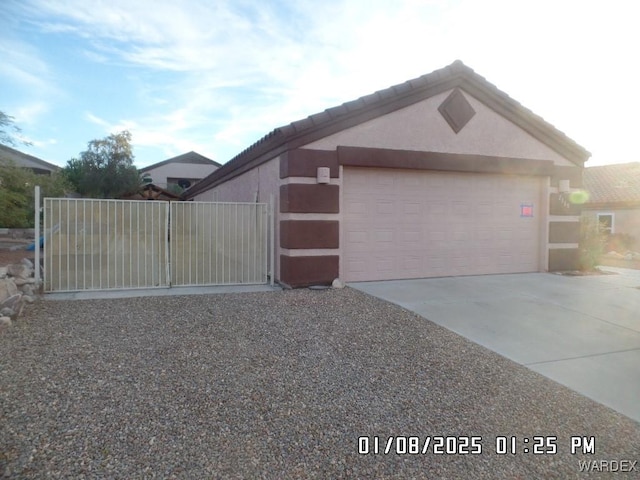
[62, 131, 140, 198]
[0, 159, 70, 227]
[0, 111, 32, 147]
[0, 111, 62, 227]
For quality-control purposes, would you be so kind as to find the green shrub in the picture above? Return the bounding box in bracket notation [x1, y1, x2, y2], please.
[579, 216, 608, 271]
[605, 233, 638, 253]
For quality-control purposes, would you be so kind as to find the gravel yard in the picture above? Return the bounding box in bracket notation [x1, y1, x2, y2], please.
[1, 288, 639, 478]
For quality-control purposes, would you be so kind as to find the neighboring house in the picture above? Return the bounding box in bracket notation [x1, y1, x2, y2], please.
[0, 144, 60, 175]
[583, 162, 640, 247]
[185, 60, 590, 288]
[139, 151, 221, 191]
[120, 183, 182, 201]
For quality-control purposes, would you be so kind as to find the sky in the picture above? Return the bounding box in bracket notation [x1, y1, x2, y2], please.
[1, 0, 639, 169]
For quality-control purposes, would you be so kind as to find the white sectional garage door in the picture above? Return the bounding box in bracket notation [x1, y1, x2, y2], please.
[343, 168, 542, 282]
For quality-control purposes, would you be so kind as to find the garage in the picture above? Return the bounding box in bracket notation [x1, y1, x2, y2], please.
[343, 167, 543, 282]
[187, 60, 590, 288]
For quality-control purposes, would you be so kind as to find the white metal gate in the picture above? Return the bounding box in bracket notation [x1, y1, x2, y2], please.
[43, 198, 271, 292]
[170, 202, 269, 287]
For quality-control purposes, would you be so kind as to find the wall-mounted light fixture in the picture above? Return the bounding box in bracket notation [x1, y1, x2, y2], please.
[317, 167, 330, 184]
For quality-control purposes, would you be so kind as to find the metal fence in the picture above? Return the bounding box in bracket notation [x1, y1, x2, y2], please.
[44, 199, 170, 292]
[43, 198, 271, 292]
[170, 202, 269, 286]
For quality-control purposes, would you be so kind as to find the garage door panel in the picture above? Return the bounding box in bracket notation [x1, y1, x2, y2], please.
[343, 168, 541, 282]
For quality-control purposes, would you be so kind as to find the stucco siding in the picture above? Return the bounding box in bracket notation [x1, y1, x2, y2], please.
[583, 208, 640, 244]
[304, 89, 573, 166]
[143, 163, 219, 188]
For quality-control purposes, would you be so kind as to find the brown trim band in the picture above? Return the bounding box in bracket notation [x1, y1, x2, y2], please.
[337, 146, 555, 176]
[583, 201, 640, 210]
[280, 220, 339, 249]
[280, 184, 339, 213]
[280, 149, 339, 179]
[280, 255, 339, 288]
[548, 248, 580, 271]
[549, 221, 580, 244]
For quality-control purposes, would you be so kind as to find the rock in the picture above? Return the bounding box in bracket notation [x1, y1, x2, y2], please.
[0, 294, 23, 317]
[7, 263, 33, 280]
[332, 278, 345, 289]
[14, 277, 36, 286]
[21, 284, 35, 297]
[21, 258, 34, 269]
[0, 316, 11, 332]
[0, 307, 16, 319]
[0, 266, 7, 279]
[624, 252, 634, 261]
[0, 278, 19, 302]
[22, 295, 35, 304]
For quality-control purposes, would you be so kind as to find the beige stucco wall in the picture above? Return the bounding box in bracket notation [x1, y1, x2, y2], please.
[582, 208, 640, 247]
[193, 157, 280, 204]
[304, 89, 574, 167]
[143, 163, 219, 188]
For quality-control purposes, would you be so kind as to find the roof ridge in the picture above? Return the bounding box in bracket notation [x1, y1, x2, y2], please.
[186, 60, 591, 198]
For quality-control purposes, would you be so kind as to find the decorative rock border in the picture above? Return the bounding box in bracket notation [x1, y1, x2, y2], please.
[0, 257, 38, 333]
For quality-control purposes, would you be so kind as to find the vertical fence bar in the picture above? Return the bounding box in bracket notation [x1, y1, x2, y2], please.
[82, 200, 86, 290]
[73, 199, 77, 290]
[165, 201, 170, 286]
[208, 203, 213, 284]
[43, 197, 47, 290]
[269, 196, 274, 285]
[34, 186, 40, 285]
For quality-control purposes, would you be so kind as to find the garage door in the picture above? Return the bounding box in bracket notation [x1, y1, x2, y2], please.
[343, 168, 542, 281]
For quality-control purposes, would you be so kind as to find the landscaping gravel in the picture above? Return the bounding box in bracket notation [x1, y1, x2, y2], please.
[1, 287, 639, 478]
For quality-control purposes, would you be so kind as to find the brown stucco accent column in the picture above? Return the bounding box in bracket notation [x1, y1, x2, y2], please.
[279, 149, 341, 288]
[280, 184, 339, 213]
[280, 220, 339, 249]
[280, 255, 340, 288]
[548, 168, 583, 272]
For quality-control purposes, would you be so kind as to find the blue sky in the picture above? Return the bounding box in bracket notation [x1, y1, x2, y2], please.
[1, 0, 639, 168]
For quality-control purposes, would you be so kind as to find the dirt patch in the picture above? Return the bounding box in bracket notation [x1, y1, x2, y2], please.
[555, 269, 616, 277]
[0, 248, 35, 267]
[598, 256, 640, 270]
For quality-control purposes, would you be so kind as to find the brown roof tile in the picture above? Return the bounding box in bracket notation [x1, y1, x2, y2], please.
[185, 60, 590, 199]
[584, 162, 640, 206]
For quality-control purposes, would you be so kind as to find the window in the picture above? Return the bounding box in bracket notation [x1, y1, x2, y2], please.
[597, 213, 614, 234]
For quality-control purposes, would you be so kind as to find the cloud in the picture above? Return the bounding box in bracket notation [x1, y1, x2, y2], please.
[13, 0, 640, 167]
[0, 39, 54, 92]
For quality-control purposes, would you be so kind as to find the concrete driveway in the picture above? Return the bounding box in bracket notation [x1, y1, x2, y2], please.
[351, 266, 640, 424]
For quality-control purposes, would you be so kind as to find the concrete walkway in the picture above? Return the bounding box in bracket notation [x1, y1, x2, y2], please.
[45, 283, 281, 301]
[351, 267, 640, 423]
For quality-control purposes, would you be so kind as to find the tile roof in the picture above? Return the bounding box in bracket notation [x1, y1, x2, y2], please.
[139, 151, 221, 172]
[185, 60, 591, 199]
[0, 144, 60, 173]
[584, 162, 640, 206]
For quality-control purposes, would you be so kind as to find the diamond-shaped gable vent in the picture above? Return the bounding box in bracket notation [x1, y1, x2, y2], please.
[438, 88, 475, 133]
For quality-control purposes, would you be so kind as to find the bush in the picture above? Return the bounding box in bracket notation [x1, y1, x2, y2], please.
[605, 233, 638, 253]
[579, 216, 608, 271]
[0, 159, 70, 227]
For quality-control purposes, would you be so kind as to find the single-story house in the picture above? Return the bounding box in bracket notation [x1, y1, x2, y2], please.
[185, 60, 590, 288]
[0, 144, 60, 175]
[583, 162, 640, 248]
[139, 151, 221, 191]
